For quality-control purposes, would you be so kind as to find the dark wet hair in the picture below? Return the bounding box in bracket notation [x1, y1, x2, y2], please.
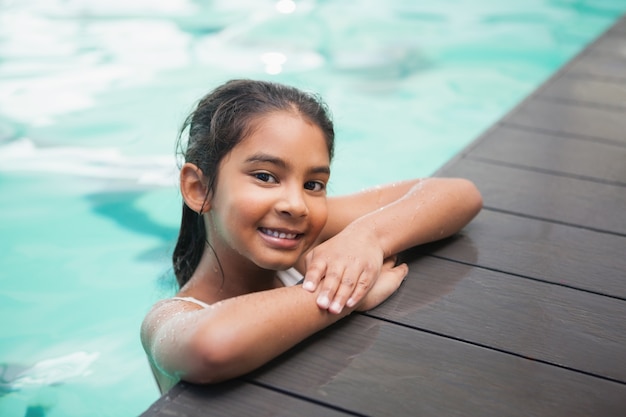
[172, 79, 335, 288]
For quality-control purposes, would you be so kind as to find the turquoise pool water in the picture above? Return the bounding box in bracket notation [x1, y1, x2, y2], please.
[1, 1, 625, 415]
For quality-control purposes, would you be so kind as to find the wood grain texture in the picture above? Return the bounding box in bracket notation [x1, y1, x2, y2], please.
[502, 98, 626, 144]
[440, 158, 626, 235]
[466, 126, 626, 184]
[563, 51, 626, 81]
[537, 74, 626, 109]
[587, 32, 626, 57]
[369, 256, 626, 382]
[250, 315, 626, 417]
[562, 25, 626, 80]
[610, 16, 626, 34]
[423, 210, 626, 299]
[140, 380, 355, 417]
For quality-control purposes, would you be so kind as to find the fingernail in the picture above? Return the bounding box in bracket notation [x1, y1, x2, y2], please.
[303, 281, 315, 291]
[346, 297, 355, 308]
[317, 295, 330, 309]
[330, 301, 343, 314]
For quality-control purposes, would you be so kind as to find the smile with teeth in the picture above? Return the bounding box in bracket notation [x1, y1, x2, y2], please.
[259, 227, 301, 240]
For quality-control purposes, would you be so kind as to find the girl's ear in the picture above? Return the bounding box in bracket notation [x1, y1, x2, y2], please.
[180, 163, 211, 213]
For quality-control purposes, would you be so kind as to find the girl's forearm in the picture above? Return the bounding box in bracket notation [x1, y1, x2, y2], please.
[153, 285, 351, 384]
[351, 178, 482, 258]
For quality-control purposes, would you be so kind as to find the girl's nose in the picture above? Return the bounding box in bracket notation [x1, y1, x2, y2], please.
[275, 187, 308, 217]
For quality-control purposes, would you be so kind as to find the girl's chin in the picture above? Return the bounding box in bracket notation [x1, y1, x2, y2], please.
[251, 242, 311, 271]
[256, 259, 298, 272]
[251, 252, 301, 271]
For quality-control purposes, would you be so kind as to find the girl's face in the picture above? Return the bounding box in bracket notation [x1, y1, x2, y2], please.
[205, 111, 330, 272]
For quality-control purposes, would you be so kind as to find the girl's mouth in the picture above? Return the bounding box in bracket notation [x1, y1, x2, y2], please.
[259, 227, 301, 240]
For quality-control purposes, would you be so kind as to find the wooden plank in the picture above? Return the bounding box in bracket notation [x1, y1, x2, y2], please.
[536, 74, 626, 109]
[140, 379, 355, 417]
[369, 256, 626, 383]
[610, 16, 626, 34]
[502, 98, 626, 144]
[587, 31, 626, 57]
[466, 126, 626, 185]
[565, 51, 626, 81]
[439, 158, 626, 235]
[250, 315, 626, 417]
[544, 22, 626, 81]
[419, 210, 626, 299]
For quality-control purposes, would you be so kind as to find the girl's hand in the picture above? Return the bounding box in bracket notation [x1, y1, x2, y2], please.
[356, 256, 408, 312]
[302, 223, 385, 314]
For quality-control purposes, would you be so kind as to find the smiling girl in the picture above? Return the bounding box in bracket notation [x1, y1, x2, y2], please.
[141, 79, 482, 393]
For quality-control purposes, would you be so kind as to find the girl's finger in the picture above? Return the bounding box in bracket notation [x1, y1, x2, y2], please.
[384, 255, 398, 267]
[345, 269, 375, 308]
[383, 263, 408, 296]
[395, 262, 409, 280]
[302, 254, 326, 292]
[316, 264, 345, 311]
[327, 266, 363, 314]
[356, 263, 408, 312]
[384, 261, 408, 292]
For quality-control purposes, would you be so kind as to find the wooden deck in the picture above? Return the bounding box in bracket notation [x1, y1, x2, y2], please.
[141, 16, 626, 417]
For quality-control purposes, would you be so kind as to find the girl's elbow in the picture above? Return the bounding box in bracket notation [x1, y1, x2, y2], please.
[458, 178, 483, 216]
[469, 182, 483, 214]
[185, 331, 242, 384]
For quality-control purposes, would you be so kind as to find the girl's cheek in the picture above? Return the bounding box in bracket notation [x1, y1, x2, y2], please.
[313, 201, 329, 232]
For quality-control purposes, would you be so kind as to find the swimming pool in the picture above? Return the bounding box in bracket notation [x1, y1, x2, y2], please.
[1, 1, 624, 415]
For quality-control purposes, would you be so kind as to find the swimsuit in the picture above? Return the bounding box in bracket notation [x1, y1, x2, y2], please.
[276, 267, 304, 286]
[171, 268, 304, 309]
[170, 296, 212, 309]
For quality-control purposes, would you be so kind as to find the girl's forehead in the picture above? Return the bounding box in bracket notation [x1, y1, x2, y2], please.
[242, 112, 328, 150]
[249, 110, 312, 132]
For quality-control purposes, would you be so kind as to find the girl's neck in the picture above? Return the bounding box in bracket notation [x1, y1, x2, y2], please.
[181, 246, 281, 302]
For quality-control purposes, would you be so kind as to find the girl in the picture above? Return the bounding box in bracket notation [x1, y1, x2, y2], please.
[141, 79, 482, 393]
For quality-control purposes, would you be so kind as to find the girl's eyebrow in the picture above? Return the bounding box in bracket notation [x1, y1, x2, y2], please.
[245, 153, 330, 175]
[245, 153, 287, 168]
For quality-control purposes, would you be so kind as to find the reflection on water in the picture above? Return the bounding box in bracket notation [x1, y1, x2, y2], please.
[1, 352, 99, 393]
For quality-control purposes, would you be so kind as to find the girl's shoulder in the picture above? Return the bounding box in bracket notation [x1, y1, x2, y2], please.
[140, 297, 209, 347]
[170, 296, 212, 309]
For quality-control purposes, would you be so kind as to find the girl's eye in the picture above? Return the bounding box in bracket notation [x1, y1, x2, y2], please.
[254, 172, 277, 183]
[304, 181, 326, 192]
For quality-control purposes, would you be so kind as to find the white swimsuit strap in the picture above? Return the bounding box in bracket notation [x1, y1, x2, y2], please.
[170, 296, 211, 309]
[277, 268, 304, 286]
[170, 269, 302, 309]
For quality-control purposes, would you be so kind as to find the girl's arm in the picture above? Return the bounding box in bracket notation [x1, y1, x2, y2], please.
[141, 258, 406, 385]
[302, 177, 482, 313]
